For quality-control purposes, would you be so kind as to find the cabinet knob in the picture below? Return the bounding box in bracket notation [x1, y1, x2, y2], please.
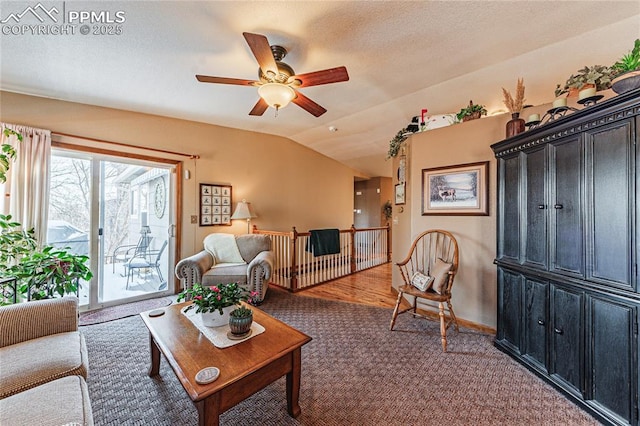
[538, 204, 545, 210]
[554, 204, 563, 209]
[537, 319, 545, 326]
[554, 328, 563, 335]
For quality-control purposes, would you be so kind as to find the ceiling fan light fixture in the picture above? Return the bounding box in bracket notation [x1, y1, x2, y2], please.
[258, 83, 295, 110]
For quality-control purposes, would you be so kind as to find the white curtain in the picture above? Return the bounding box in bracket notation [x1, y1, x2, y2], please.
[0, 123, 51, 245]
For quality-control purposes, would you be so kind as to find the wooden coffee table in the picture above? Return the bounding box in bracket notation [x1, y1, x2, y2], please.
[140, 302, 311, 426]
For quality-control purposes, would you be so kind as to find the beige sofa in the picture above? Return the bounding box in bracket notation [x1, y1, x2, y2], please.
[0, 297, 93, 426]
[175, 234, 274, 302]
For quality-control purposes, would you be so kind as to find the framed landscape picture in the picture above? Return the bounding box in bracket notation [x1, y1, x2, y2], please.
[421, 161, 489, 216]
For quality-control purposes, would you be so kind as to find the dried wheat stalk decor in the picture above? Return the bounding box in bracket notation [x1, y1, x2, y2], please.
[502, 78, 526, 114]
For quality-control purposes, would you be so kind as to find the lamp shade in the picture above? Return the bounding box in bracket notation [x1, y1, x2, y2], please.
[230, 199, 257, 220]
[258, 83, 295, 109]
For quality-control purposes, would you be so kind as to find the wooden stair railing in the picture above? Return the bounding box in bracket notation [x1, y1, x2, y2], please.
[253, 225, 390, 292]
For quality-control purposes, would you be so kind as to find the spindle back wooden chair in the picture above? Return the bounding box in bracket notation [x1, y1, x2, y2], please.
[389, 229, 459, 351]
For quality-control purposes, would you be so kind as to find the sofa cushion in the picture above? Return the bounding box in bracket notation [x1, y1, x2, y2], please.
[0, 375, 93, 426]
[236, 234, 271, 263]
[203, 233, 246, 264]
[0, 296, 78, 348]
[0, 331, 88, 398]
[202, 263, 249, 286]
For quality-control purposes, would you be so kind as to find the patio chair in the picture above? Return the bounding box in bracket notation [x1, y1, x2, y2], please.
[389, 229, 459, 352]
[125, 240, 168, 289]
[112, 234, 153, 275]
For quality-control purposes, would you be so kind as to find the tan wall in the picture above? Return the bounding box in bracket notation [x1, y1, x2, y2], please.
[0, 91, 358, 261]
[391, 115, 501, 329]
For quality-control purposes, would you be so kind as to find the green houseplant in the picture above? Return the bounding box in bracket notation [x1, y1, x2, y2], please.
[556, 65, 614, 96]
[456, 100, 487, 122]
[0, 128, 21, 184]
[382, 201, 392, 221]
[387, 128, 408, 159]
[0, 127, 92, 304]
[178, 282, 253, 327]
[0, 214, 92, 303]
[611, 39, 640, 94]
[178, 282, 250, 314]
[612, 39, 640, 76]
[11, 246, 92, 300]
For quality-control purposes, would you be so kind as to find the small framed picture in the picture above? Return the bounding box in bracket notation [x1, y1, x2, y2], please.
[395, 183, 405, 205]
[200, 183, 232, 226]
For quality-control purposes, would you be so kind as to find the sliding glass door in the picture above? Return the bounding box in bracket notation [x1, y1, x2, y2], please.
[48, 149, 176, 309]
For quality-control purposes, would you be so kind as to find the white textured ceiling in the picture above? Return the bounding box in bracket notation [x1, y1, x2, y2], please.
[1, 1, 639, 177]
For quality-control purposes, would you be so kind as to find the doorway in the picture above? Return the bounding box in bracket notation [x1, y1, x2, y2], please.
[47, 149, 176, 310]
[353, 177, 393, 228]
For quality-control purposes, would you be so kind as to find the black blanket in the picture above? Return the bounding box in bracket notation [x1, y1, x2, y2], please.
[306, 229, 341, 257]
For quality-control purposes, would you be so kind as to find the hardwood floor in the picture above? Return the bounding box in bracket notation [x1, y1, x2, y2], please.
[275, 262, 400, 309]
[277, 261, 495, 335]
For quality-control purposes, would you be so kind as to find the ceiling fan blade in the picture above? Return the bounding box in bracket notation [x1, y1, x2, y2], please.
[196, 75, 257, 86]
[292, 66, 349, 87]
[292, 91, 327, 117]
[249, 98, 269, 116]
[243, 32, 278, 76]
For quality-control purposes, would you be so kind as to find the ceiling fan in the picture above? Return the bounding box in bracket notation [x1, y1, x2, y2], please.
[196, 32, 349, 117]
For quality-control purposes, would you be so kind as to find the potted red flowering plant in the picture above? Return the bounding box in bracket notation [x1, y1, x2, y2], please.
[178, 282, 250, 327]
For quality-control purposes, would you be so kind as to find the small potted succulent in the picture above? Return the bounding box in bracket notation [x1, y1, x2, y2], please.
[611, 39, 640, 94]
[229, 305, 253, 336]
[456, 100, 487, 122]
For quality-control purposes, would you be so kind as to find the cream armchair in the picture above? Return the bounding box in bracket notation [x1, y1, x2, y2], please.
[175, 234, 273, 303]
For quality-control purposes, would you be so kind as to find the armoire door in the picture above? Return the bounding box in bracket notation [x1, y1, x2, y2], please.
[549, 136, 584, 278]
[497, 267, 522, 352]
[498, 153, 521, 263]
[524, 277, 548, 370]
[587, 294, 636, 425]
[550, 284, 584, 395]
[585, 119, 635, 291]
[523, 146, 547, 269]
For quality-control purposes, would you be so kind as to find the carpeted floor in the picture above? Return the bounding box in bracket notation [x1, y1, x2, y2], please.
[81, 292, 598, 425]
[79, 297, 173, 325]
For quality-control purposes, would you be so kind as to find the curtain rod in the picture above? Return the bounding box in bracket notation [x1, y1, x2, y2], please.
[52, 131, 200, 159]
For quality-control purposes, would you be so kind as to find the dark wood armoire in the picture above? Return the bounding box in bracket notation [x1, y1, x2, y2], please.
[491, 89, 639, 426]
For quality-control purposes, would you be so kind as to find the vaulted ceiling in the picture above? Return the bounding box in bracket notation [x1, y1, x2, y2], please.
[1, 1, 638, 177]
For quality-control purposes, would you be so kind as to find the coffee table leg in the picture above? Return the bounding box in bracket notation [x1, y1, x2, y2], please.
[196, 393, 221, 426]
[286, 347, 302, 418]
[148, 332, 160, 377]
